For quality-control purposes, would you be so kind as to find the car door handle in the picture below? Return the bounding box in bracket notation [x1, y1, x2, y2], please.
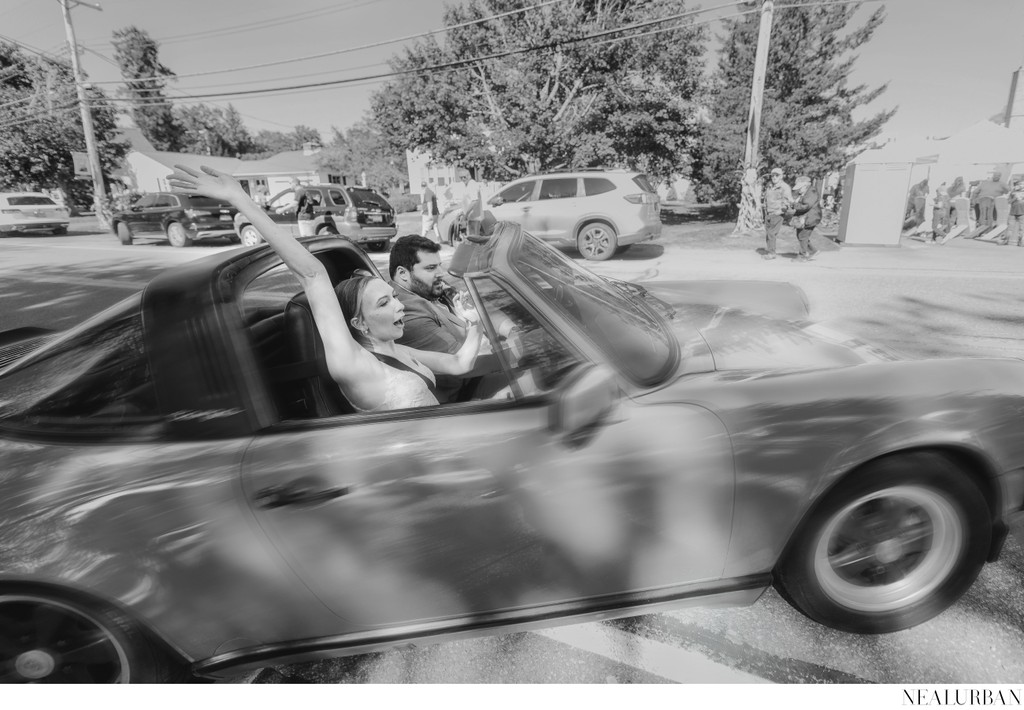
[521, 206, 531, 212]
[253, 476, 351, 509]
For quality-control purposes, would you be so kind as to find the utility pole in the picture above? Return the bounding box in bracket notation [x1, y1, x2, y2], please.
[58, 0, 108, 227]
[734, 0, 775, 235]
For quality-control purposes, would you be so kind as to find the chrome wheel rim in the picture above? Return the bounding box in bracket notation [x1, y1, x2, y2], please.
[579, 226, 613, 258]
[813, 485, 962, 612]
[167, 223, 187, 247]
[240, 225, 262, 246]
[0, 596, 129, 683]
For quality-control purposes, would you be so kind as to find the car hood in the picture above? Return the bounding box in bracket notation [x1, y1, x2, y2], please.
[638, 282, 898, 374]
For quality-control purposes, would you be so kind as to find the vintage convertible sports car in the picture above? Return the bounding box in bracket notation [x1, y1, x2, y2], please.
[1, 223, 1022, 683]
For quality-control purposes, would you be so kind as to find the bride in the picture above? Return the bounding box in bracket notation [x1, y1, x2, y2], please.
[167, 164, 482, 412]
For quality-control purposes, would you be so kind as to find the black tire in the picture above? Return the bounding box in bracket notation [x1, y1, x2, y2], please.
[116, 222, 133, 246]
[316, 225, 339, 236]
[166, 222, 192, 248]
[366, 241, 387, 252]
[577, 222, 618, 261]
[52, 226, 67, 235]
[0, 589, 189, 683]
[774, 452, 990, 633]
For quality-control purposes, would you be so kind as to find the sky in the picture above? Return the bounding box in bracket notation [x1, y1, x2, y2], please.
[3, 0, 1024, 144]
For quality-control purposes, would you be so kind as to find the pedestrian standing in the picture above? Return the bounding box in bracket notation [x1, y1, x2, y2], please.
[453, 169, 483, 238]
[762, 167, 792, 260]
[972, 172, 1009, 231]
[420, 179, 440, 242]
[790, 176, 821, 261]
[1006, 179, 1024, 246]
[930, 185, 951, 243]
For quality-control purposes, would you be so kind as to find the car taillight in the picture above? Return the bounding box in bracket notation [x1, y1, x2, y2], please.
[623, 193, 658, 204]
[185, 209, 212, 218]
[346, 207, 358, 221]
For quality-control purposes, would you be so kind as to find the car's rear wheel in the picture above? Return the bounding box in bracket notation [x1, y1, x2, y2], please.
[774, 452, 990, 633]
[52, 226, 67, 235]
[366, 241, 387, 251]
[315, 224, 339, 236]
[116, 222, 133, 246]
[577, 222, 618, 261]
[0, 590, 187, 683]
[166, 222, 192, 248]
[239, 224, 263, 247]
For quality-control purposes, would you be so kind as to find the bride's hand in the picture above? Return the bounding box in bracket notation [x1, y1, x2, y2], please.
[167, 164, 247, 203]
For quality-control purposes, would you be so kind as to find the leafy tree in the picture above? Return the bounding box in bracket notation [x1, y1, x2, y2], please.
[111, 26, 182, 150]
[693, 0, 894, 206]
[371, 0, 708, 182]
[246, 125, 323, 157]
[0, 42, 126, 208]
[317, 119, 407, 191]
[175, 103, 256, 156]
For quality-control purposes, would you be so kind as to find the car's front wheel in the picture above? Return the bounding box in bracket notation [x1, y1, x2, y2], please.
[774, 452, 990, 633]
[0, 590, 187, 683]
[166, 222, 192, 248]
[116, 222, 133, 246]
[52, 226, 67, 235]
[577, 222, 618, 261]
[366, 241, 387, 251]
[239, 224, 263, 247]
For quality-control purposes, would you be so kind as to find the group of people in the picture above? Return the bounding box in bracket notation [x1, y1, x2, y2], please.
[762, 167, 822, 261]
[924, 172, 1024, 245]
[418, 169, 483, 243]
[168, 164, 503, 413]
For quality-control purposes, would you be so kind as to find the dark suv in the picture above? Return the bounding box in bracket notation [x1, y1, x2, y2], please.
[111, 192, 238, 247]
[234, 184, 397, 251]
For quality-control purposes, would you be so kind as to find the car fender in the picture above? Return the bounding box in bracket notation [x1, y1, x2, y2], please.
[572, 214, 619, 241]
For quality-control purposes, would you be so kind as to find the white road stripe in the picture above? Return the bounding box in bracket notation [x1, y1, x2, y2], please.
[534, 623, 770, 684]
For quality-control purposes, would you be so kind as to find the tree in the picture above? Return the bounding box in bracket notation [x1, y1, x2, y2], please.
[175, 103, 256, 156]
[111, 26, 182, 150]
[371, 0, 708, 182]
[247, 125, 324, 157]
[692, 0, 894, 207]
[317, 119, 407, 191]
[0, 42, 126, 208]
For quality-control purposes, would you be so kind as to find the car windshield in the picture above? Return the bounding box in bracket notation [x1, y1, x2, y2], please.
[509, 233, 676, 384]
[347, 188, 390, 210]
[7, 196, 56, 206]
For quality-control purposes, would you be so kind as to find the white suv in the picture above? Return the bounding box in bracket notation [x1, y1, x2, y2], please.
[485, 170, 662, 260]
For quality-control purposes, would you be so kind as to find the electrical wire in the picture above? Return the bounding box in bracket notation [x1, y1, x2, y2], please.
[83, 0, 575, 85]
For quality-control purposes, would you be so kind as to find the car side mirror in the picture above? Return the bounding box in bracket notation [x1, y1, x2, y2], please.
[489, 196, 505, 207]
[549, 364, 619, 448]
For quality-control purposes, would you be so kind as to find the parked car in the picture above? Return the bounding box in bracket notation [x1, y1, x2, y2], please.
[0, 224, 1022, 683]
[0, 192, 70, 236]
[437, 170, 662, 260]
[110, 192, 238, 247]
[235, 184, 396, 251]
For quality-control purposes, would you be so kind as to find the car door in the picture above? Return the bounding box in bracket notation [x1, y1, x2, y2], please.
[487, 179, 537, 227]
[265, 189, 301, 236]
[150, 193, 180, 235]
[525, 177, 583, 241]
[126, 193, 157, 233]
[240, 274, 734, 629]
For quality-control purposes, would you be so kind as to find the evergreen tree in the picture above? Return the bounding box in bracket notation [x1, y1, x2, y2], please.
[112, 26, 182, 151]
[371, 0, 707, 182]
[693, 0, 894, 207]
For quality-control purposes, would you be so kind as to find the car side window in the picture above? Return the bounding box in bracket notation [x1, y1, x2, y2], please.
[328, 189, 346, 205]
[583, 178, 616, 196]
[268, 190, 295, 210]
[472, 276, 582, 398]
[135, 194, 156, 209]
[0, 297, 158, 427]
[494, 181, 535, 205]
[153, 195, 176, 208]
[538, 178, 578, 201]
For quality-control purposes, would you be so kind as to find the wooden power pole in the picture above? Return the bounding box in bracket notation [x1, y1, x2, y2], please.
[58, 0, 108, 227]
[734, 0, 775, 235]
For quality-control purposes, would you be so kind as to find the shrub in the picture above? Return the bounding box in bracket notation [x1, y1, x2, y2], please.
[387, 193, 419, 213]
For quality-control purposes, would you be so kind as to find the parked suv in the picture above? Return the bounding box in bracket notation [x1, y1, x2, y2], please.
[235, 184, 397, 251]
[0, 192, 70, 236]
[111, 192, 238, 247]
[441, 170, 661, 261]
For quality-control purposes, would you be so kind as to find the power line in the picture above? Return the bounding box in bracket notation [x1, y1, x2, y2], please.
[84, 0, 573, 86]
[95, 0, 750, 101]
